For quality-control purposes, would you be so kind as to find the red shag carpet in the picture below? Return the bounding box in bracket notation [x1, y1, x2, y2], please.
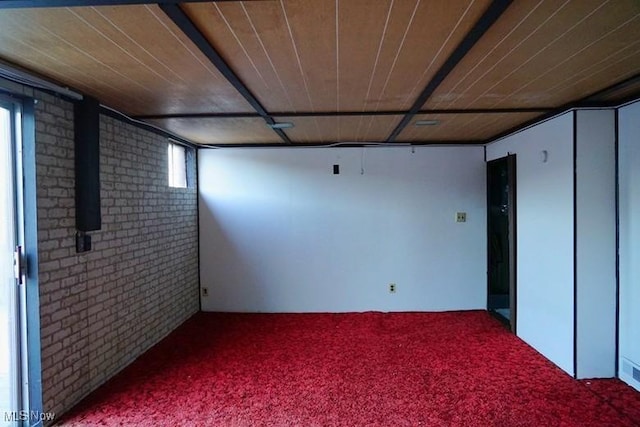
[56, 311, 640, 426]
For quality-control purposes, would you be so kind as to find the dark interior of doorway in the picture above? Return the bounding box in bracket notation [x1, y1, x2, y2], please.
[487, 155, 516, 332]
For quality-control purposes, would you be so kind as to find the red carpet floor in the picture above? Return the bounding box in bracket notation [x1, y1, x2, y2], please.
[56, 311, 640, 426]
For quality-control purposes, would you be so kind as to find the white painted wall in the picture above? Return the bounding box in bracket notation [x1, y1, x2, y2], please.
[199, 146, 486, 313]
[486, 113, 575, 375]
[619, 101, 640, 391]
[575, 109, 616, 379]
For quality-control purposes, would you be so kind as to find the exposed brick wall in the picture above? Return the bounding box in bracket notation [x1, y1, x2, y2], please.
[34, 93, 199, 419]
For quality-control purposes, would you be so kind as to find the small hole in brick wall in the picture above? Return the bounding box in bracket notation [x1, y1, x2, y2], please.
[75, 231, 92, 253]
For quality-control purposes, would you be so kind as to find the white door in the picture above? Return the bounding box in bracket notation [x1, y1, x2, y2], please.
[0, 100, 23, 426]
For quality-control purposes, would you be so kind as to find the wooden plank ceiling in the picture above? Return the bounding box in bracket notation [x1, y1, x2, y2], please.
[182, 0, 490, 113]
[0, 0, 639, 146]
[0, 4, 254, 116]
[397, 112, 541, 142]
[426, 0, 640, 110]
[146, 116, 284, 145]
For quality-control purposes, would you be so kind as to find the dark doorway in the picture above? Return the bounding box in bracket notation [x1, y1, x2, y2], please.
[487, 155, 517, 332]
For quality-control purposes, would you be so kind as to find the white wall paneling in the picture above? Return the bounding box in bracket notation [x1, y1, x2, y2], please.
[487, 113, 576, 375]
[486, 110, 617, 378]
[618, 100, 640, 391]
[575, 110, 617, 379]
[198, 146, 487, 313]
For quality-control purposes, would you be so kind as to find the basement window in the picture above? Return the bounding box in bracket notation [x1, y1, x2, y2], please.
[168, 142, 187, 188]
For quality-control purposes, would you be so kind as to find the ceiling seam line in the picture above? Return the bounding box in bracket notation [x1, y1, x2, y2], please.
[0, 0, 263, 9]
[132, 107, 554, 120]
[483, 72, 640, 145]
[385, 0, 514, 143]
[158, 3, 291, 144]
[460, 0, 612, 112]
[583, 72, 640, 103]
[199, 140, 484, 149]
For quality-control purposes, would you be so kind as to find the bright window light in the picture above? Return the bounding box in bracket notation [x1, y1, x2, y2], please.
[168, 143, 187, 188]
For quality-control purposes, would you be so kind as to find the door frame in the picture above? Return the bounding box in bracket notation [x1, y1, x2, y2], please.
[486, 154, 517, 334]
[0, 92, 43, 426]
[1, 95, 23, 424]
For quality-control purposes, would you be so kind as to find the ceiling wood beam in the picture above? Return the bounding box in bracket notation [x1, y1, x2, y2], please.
[137, 112, 261, 120]
[486, 73, 640, 145]
[101, 106, 200, 148]
[580, 72, 640, 104]
[273, 108, 552, 117]
[386, 0, 514, 142]
[159, 3, 290, 144]
[133, 107, 552, 121]
[483, 110, 558, 145]
[0, 0, 265, 8]
[396, 73, 640, 146]
[199, 140, 482, 149]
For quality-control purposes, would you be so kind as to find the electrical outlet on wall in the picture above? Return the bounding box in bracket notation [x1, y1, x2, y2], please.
[456, 212, 467, 222]
[201, 288, 208, 297]
[389, 283, 396, 293]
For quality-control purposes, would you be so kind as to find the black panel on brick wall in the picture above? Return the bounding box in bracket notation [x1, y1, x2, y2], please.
[74, 96, 101, 231]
